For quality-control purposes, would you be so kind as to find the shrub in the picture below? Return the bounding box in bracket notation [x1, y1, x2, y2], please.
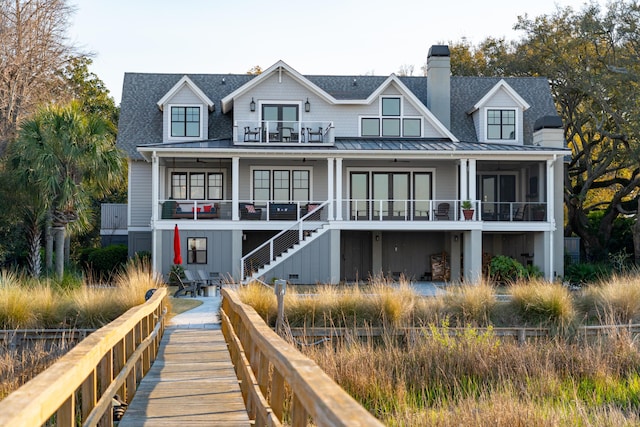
[87, 245, 129, 279]
[564, 262, 610, 285]
[489, 256, 527, 283]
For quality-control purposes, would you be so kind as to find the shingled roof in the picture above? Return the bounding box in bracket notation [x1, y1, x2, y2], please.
[117, 71, 559, 160]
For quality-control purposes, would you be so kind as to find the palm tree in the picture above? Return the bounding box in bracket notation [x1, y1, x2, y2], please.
[9, 101, 124, 278]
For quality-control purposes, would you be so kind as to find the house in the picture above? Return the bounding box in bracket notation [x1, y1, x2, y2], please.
[116, 45, 568, 285]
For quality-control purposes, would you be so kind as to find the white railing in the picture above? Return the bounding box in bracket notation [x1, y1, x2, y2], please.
[234, 120, 334, 144]
[345, 199, 477, 221]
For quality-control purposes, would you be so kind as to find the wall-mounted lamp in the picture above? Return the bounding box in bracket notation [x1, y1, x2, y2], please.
[250, 98, 256, 112]
[375, 234, 380, 242]
[304, 98, 310, 112]
[242, 233, 247, 241]
[394, 244, 398, 252]
[454, 235, 459, 242]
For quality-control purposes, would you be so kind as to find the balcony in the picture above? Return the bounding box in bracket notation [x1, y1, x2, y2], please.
[234, 121, 334, 145]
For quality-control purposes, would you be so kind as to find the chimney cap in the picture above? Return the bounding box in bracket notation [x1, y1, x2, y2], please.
[534, 115, 563, 131]
[428, 45, 450, 58]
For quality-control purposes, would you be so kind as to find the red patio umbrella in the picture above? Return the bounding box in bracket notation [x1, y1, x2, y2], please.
[173, 224, 182, 265]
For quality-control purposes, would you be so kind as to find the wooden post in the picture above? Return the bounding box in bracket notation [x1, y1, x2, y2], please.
[274, 280, 286, 334]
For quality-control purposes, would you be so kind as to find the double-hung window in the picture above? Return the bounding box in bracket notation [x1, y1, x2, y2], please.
[171, 171, 224, 200]
[487, 109, 515, 140]
[252, 168, 310, 202]
[171, 106, 200, 137]
[361, 97, 422, 137]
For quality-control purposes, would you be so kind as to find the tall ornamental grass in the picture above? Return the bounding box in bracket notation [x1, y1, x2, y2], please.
[0, 260, 165, 330]
[301, 325, 640, 426]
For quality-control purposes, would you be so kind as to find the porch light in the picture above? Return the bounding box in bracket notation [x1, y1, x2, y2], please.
[250, 98, 255, 112]
[304, 98, 310, 112]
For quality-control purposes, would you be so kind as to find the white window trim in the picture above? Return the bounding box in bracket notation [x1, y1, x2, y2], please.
[166, 167, 227, 201]
[482, 106, 519, 144]
[167, 103, 207, 142]
[359, 96, 423, 137]
[249, 165, 314, 203]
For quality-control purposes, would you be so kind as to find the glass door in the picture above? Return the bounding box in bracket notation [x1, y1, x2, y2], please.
[262, 104, 299, 141]
[350, 172, 369, 219]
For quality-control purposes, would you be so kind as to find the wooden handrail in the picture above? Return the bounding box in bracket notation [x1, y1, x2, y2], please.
[0, 287, 167, 427]
[220, 288, 384, 427]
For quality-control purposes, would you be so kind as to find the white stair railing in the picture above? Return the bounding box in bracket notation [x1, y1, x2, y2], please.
[241, 201, 329, 282]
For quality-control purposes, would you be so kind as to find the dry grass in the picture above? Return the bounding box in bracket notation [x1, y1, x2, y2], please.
[238, 274, 640, 425]
[577, 274, 640, 324]
[300, 325, 640, 426]
[0, 263, 167, 401]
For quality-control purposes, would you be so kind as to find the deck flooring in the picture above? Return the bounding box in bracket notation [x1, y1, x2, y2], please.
[118, 327, 250, 426]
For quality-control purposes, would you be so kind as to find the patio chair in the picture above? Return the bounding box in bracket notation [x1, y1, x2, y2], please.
[244, 126, 260, 142]
[434, 203, 450, 220]
[170, 271, 198, 298]
[197, 270, 221, 295]
[307, 127, 323, 142]
[184, 270, 207, 296]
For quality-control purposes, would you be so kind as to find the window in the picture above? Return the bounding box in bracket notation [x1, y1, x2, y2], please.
[360, 97, 422, 137]
[361, 118, 380, 136]
[208, 173, 223, 200]
[187, 237, 207, 264]
[171, 171, 224, 200]
[273, 170, 290, 201]
[171, 172, 187, 199]
[382, 98, 401, 116]
[487, 109, 515, 140]
[253, 170, 271, 202]
[190, 173, 205, 199]
[252, 168, 310, 202]
[171, 106, 200, 137]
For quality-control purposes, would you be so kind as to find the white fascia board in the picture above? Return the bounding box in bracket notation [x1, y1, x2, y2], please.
[157, 75, 214, 111]
[220, 60, 339, 113]
[467, 79, 531, 114]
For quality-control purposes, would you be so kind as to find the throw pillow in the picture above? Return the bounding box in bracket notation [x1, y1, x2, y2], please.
[246, 204, 256, 213]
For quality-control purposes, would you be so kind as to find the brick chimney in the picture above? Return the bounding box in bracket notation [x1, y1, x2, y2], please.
[426, 45, 451, 129]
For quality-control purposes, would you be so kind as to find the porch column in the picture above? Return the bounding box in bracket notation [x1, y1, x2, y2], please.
[546, 158, 555, 223]
[459, 159, 468, 202]
[463, 229, 482, 283]
[547, 157, 556, 281]
[232, 156, 240, 221]
[327, 158, 335, 220]
[151, 152, 159, 272]
[468, 159, 477, 202]
[335, 158, 343, 220]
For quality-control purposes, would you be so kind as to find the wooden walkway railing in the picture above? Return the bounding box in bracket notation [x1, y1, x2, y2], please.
[220, 288, 384, 427]
[0, 287, 167, 427]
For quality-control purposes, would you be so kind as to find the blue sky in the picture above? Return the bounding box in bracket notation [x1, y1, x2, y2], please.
[69, 0, 597, 105]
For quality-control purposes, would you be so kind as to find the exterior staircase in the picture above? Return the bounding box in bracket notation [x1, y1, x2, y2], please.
[241, 201, 330, 283]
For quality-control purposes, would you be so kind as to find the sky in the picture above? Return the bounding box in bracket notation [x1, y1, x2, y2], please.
[68, 0, 598, 105]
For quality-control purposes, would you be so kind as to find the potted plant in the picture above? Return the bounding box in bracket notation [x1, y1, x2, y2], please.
[461, 200, 474, 220]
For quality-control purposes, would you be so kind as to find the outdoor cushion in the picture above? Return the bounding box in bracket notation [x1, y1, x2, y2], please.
[246, 204, 257, 213]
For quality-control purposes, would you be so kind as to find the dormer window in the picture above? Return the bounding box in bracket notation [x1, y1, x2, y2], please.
[487, 109, 515, 140]
[171, 106, 200, 138]
[361, 97, 422, 137]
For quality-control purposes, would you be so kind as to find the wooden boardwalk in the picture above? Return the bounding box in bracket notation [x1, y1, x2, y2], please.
[118, 326, 250, 426]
